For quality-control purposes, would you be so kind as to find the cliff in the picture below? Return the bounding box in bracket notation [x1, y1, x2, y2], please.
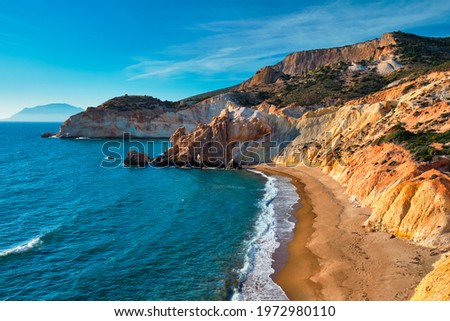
[152, 101, 301, 168]
[411, 253, 450, 300]
[240, 32, 399, 89]
[57, 94, 236, 138]
[151, 94, 340, 168]
[239, 31, 450, 108]
[275, 71, 450, 248]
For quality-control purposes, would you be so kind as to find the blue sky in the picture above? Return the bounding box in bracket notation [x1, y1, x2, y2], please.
[1, 0, 450, 117]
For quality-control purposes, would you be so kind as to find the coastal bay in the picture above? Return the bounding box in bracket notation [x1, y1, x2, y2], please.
[259, 164, 439, 300]
[0, 123, 273, 300]
[3, 26, 449, 302]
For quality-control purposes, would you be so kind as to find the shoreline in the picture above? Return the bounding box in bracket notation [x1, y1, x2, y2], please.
[258, 166, 322, 300]
[237, 169, 299, 300]
[257, 164, 439, 301]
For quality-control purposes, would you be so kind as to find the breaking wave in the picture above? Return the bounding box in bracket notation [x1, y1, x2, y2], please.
[0, 237, 43, 257]
[232, 169, 299, 300]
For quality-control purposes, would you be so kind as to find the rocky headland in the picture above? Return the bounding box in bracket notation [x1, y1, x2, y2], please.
[57, 94, 235, 138]
[55, 31, 450, 300]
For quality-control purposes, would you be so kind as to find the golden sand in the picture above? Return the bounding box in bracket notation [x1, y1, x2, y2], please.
[258, 164, 438, 300]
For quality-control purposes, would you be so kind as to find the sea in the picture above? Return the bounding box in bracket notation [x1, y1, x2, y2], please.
[0, 122, 298, 301]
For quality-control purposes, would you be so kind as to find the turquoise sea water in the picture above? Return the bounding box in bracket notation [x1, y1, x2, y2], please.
[0, 122, 298, 301]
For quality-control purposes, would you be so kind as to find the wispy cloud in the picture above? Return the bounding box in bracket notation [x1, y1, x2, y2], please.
[127, 0, 450, 80]
[127, 47, 245, 79]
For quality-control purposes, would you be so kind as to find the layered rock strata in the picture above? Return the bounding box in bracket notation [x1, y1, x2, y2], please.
[275, 71, 450, 249]
[240, 32, 399, 88]
[57, 94, 237, 138]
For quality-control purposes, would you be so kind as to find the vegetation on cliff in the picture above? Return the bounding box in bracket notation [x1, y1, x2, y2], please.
[378, 124, 450, 162]
[235, 32, 450, 109]
[264, 64, 389, 107]
[393, 31, 450, 67]
[97, 95, 178, 111]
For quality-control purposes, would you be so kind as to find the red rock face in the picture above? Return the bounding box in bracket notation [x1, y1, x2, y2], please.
[241, 32, 398, 88]
[241, 66, 285, 88]
[276, 33, 396, 76]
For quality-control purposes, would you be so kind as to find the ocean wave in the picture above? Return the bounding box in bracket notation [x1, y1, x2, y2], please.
[232, 169, 299, 301]
[0, 237, 43, 257]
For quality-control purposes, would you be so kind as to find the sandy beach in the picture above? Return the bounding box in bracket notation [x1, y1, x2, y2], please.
[258, 164, 439, 301]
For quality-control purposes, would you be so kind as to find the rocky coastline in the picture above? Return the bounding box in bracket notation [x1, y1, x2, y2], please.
[52, 31, 450, 300]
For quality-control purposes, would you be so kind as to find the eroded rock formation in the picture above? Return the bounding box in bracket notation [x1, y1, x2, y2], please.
[151, 104, 301, 168]
[276, 71, 450, 249]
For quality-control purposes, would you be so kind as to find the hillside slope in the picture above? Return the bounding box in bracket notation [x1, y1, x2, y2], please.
[239, 31, 450, 107]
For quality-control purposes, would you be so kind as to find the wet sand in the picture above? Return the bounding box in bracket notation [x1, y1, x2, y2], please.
[257, 164, 438, 301]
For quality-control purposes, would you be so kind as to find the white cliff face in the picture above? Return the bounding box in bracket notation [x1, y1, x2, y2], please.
[57, 94, 236, 138]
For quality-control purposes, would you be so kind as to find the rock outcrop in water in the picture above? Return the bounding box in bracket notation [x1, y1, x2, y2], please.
[151, 102, 301, 168]
[41, 132, 56, 138]
[124, 151, 149, 168]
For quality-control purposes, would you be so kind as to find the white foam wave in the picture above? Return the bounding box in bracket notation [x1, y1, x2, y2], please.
[233, 169, 299, 301]
[0, 237, 42, 257]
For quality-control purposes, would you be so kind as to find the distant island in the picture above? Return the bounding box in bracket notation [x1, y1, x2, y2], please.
[2, 103, 84, 122]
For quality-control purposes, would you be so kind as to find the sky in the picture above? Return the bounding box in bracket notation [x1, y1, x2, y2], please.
[0, 0, 450, 118]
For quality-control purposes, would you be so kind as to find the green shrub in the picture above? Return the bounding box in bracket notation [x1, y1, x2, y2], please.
[377, 125, 450, 162]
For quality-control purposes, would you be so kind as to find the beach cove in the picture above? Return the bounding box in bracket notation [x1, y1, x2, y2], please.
[258, 164, 439, 301]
